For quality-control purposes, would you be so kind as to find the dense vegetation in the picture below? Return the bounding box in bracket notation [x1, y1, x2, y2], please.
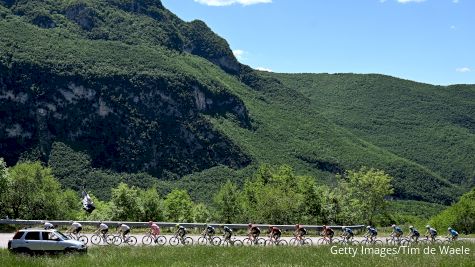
[0, 0, 474, 211]
[1, 245, 475, 267]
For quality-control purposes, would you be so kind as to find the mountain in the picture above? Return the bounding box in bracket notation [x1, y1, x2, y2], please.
[0, 0, 473, 205]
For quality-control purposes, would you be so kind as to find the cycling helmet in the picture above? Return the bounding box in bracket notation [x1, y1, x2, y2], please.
[448, 227, 452, 230]
[425, 225, 430, 228]
[248, 223, 252, 227]
[391, 224, 396, 227]
[322, 225, 326, 229]
[295, 224, 299, 228]
[148, 221, 153, 225]
[366, 226, 371, 229]
[341, 226, 345, 230]
[409, 226, 413, 229]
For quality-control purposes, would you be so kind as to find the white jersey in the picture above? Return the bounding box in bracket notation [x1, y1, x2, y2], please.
[72, 222, 82, 229]
[99, 223, 108, 230]
[44, 222, 54, 229]
[119, 224, 130, 231]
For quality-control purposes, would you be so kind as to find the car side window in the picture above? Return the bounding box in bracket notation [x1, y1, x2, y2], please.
[41, 232, 60, 241]
[24, 232, 40, 240]
[12, 232, 24, 239]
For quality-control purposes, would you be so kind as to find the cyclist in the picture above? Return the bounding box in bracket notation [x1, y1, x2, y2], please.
[69, 221, 82, 236]
[407, 226, 420, 242]
[365, 225, 378, 242]
[269, 226, 282, 241]
[294, 224, 307, 242]
[341, 226, 354, 241]
[44, 221, 54, 230]
[176, 224, 187, 239]
[390, 224, 403, 240]
[425, 225, 437, 242]
[117, 223, 130, 239]
[248, 223, 261, 242]
[448, 227, 459, 241]
[95, 221, 109, 237]
[222, 225, 233, 242]
[321, 225, 334, 242]
[148, 221, 161, 243]
[205, 224, 216, 237]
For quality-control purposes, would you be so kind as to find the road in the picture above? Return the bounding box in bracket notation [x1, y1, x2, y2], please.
[1, 233, 473, 248]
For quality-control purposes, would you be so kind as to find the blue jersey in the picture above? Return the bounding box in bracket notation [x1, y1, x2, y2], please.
[449, 229, 458, 236]
[344, 228, 353, 235]
[394, 227, 403, 233]
[410, 228, 420, 236]
[368, 228, 378, 235]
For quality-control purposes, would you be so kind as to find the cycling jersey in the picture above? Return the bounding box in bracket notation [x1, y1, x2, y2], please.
[206, 226, 215, 234]
[343, 228, 354, 236]
[150, 223, 160, 235]
[298, 227, 307, 236]
[394, 227, 403, 233]
[99, 223, 108, 230]
[119, 224, 130, 232]
[178, 226, 187, 237]
[44, 222, 54, 229]
[449, 229, 459, 237]
[410, 228, 420, 236]
[368, 228, 378, 236]
[250, 226, 260, 234]
[429, 228, 437, 236]
[325, 228, 334, 236]
[223, 226, 233, 234]
[72, 222, 82, 229]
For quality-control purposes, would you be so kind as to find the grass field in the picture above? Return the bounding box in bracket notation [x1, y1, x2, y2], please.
[1, 243, 474, 267]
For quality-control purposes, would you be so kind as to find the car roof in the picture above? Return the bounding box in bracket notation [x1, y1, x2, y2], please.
[19, 228, 55, 232]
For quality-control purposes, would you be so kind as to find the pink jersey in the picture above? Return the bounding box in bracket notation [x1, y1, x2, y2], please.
[151, 223, 160, 235]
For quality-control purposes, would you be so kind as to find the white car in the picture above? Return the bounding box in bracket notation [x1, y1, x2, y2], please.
[8, 228, 87, 255]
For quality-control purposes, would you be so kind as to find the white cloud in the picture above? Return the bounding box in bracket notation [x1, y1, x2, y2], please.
[194, 0, 272, 6]
[232, 49, 246, 60]
[450, 25, 456, 30]
[255, 67, 273, 72]
[456, 67, 471, 73]
[397, 0, 426, 3]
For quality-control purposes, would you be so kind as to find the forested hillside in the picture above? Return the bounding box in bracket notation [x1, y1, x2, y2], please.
[0, 0, 473, 206]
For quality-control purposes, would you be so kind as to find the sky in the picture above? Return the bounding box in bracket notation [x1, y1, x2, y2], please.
[161, 0, 475, 85]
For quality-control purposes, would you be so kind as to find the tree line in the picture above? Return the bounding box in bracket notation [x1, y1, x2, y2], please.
[0, 158, 473, 232]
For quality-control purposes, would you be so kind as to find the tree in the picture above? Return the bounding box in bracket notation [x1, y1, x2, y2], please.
[140, 187, 164, 222]
[429, 189, 475, 234]
[213, 180, 242, 223]
[164, 189, 193, 222]
[110, 183, 143, 221]
[0, 158, 8, 217]
[192, 203, 211, 223]
[337, 167, 394, 225]
[5, 161, 63, 219]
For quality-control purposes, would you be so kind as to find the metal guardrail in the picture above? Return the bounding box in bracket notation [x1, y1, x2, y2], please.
[0, 219, 365, 232]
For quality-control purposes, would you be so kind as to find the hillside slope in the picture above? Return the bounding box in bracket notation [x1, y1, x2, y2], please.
[0, 0, 472, 204]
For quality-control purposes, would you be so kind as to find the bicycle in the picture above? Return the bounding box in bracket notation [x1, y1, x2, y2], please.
[221, 236, 244, 246]
[420, 235, 444, 244]
[264, 234, 288, 246]
[142, 232, 167, 246]
[317, 235, 334, 245]
[243, 234, 266, 246]
[91, 232, 113, 245]
[67, 232, 89, 245]
[169, 234, 193, 246]
[289, 235, 313, 246]
[360, 236, 383, 245]
[112, 234, 138, 246]
[385, 235, 404, 245]
[197, 230, 221, 246]
[334, 235, 359, 246]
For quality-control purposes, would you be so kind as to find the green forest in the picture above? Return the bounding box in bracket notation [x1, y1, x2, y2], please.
[0, 0, 474, 231]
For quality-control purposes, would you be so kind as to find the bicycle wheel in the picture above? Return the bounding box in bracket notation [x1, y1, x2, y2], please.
[184, 237, 193, 246]
[211, 236, 222, 246]
[233, 240, 244, 247]
[169, 237, 180, 246]
[289, 238, 298, 246]
[276, 240, 288, 246]
[126, 236, 137, 246]
[142, 235, 153, 245]
[155, 236, 167, 246]
[106, 235, 114, 245]
[373, 240, 383, 245]
[113, 236, 123, 246]
[317, 238, 329, 245]
[264, 239, 274, 246]
[78, 235, 88, 245]
[91, 234, 102, 245]
[197, 236, 208, 245]
[303, 238, 313, 246]
[256, 237, 266, 246]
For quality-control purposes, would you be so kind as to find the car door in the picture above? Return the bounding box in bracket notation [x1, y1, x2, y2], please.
[41, 231, 63, 251]
[24, 231, 42, 251]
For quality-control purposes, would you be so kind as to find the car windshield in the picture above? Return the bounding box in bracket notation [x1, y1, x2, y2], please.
[54, 231, 69, 240]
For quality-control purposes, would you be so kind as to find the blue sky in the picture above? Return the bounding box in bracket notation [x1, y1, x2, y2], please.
[162, 0, 474, 85]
